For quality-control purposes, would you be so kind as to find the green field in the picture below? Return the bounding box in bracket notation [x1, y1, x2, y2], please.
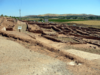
[49, 19, 85, 22]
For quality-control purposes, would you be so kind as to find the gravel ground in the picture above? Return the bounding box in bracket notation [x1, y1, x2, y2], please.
[0, 35, 73, 75]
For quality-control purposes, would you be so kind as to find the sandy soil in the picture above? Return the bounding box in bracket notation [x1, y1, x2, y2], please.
[71, 43, 100, 50]
[0, 35, 73, 75]
[66, 49, 100, 60]
[0, 31, 100, 75]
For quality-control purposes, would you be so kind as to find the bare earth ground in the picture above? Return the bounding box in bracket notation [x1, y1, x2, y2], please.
[66, 49, 100, 60]
[0, 35, 73, 75]
[0, 16, 100, 75]
[0, 31, 100, 75]
[26, 33, 100, 75]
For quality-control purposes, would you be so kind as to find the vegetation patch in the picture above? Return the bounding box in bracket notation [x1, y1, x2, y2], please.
[67, 20, 100, 25]
[49, 19, 85, 22]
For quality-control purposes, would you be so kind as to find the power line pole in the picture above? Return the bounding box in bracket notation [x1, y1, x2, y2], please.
[19, 9, 21, 20]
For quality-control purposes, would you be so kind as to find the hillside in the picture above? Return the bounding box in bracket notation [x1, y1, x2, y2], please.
[23, 14, 100, 20]
[25, 14, 98, 17]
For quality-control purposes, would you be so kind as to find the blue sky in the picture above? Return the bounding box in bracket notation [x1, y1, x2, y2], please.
[0, 0, 100, 16]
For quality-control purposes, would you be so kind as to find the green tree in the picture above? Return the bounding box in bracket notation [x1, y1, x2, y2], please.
[1, 14, 3, 17]
[5, 15, 8, 17]
[39, 18, 43, 21]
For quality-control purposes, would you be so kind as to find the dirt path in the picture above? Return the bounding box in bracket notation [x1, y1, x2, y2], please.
[0, 35, 73, 75]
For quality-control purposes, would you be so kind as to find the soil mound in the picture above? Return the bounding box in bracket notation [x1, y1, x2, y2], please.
[28, 24, 43, 33]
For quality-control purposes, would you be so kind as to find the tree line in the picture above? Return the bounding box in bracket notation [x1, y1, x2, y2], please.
[1, 14, 100, 20]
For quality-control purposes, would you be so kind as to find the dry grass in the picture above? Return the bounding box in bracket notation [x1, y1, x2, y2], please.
[66, 20, 100, 25]
[27, 18, 40, 20]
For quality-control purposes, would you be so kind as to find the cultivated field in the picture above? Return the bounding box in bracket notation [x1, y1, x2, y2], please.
[49, 19, 85, 22]
[49, 19, 100, 28]
[25, 18, 40, 21]
[66, 20, 100, 25]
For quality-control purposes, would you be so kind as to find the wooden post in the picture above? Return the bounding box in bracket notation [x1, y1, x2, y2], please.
[19, 29, 20, 32]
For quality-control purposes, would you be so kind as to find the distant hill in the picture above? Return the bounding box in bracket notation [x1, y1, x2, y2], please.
[23, 14, 100, 20]
[24, 14, 98, 17]
[38, 14, 96, 16]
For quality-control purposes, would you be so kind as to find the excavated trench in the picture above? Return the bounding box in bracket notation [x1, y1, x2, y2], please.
[1, 19, 100, 75]
[24, 21, 100, 48]
[0, 18, 100, 64]
[0, 31, 92, 66]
